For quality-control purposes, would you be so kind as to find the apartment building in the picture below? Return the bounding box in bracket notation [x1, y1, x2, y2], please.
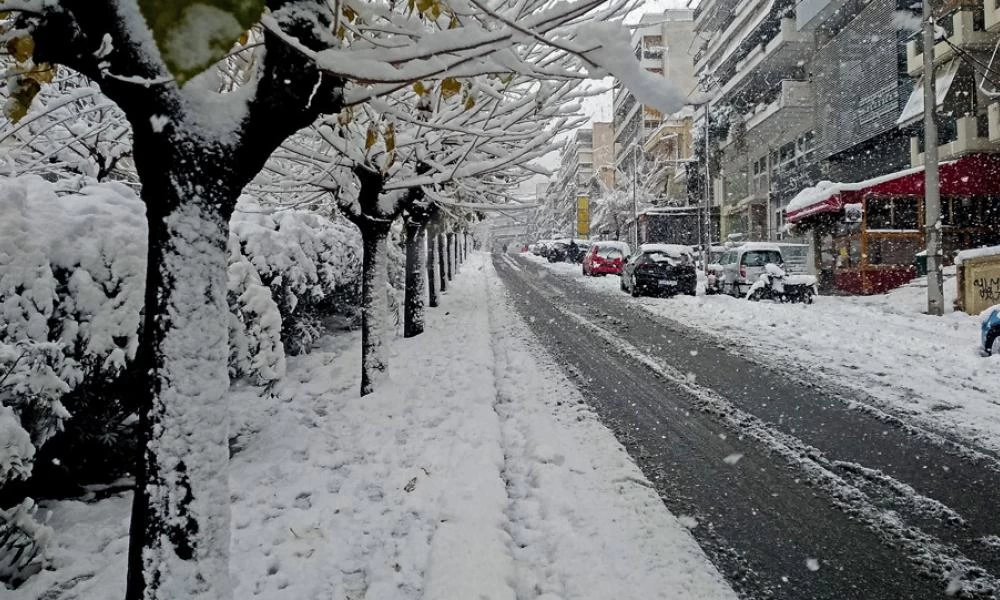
[547, 129, 597, 237]
[901, 0, 1000, 167]
[692, 0, 815, 240]
[613, 10, 698, 180]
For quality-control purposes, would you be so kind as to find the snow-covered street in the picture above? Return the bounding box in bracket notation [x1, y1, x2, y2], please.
[11, 254, 735, 600]
[523, 253, 1000, 456]
[499, 252, 1000, 599]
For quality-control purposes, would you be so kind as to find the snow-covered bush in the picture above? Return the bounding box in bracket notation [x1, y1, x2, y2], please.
[230, 198, 363, 355]
[0, 175, 141, 588]
[0, 499, 51, 587]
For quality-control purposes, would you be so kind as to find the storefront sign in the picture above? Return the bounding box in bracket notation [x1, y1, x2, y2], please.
[576, 196, 590, 238]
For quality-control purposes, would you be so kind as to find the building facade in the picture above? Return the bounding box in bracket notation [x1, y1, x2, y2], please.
[613, 10, 698, 180]
[546, 129, 596, 237]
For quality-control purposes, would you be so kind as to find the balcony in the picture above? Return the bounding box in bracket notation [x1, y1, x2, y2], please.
[906, 6, 994, 76]
[910, 114, 994, 166]
[714, 18, 813, 105]
[989, 0, 1000, 30]
[695, 0, 774, 75]
[745, 80, 813, 132]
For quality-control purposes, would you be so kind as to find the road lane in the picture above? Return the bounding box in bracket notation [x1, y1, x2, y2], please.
[495, 254, 1000, 600]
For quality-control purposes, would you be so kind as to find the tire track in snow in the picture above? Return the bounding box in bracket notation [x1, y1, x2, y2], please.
[555, 304, 999, 598]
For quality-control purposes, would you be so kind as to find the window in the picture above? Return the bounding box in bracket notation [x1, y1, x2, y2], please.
[867, 237, 923, 266]
[741, 250, 783, 267]
[866, 197, 919, 230]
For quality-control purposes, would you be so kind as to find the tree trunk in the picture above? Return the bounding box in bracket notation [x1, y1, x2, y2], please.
[404, 222, 426, 338]
[127, 192, 234, 600]
[427, 232, 439, 308]
[438, 234, 447, 293]
[360, 224, 392, 396]
[446, 233, 455, 281]
[463, 232, 469, 259]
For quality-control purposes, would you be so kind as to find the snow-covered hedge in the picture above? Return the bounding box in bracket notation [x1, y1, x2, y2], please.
[230, 199, 362, 356]
[0, 177, 362, 587]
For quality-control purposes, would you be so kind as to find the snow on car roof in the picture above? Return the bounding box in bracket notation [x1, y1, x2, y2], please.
[594, 241, 630, 250]
[641, 243, 693, 256]
[735, 242, 782, 253]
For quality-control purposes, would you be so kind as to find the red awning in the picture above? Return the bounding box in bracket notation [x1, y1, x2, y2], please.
[784, 154, 1000, 225]
[785, 193, 843, 223]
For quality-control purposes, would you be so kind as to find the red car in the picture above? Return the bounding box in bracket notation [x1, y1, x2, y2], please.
[582, 241, 631, 276]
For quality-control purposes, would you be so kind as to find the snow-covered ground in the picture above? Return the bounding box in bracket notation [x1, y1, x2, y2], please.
[522, 253, 1000, 456]
[13, 253, 735, 600]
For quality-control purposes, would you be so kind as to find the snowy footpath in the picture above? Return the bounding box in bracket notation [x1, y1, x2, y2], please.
[13, 253, 735, 600]
[525, 253, 1000, 457]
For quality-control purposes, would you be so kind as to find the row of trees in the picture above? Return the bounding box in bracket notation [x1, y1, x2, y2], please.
[0, 0, 690, 597]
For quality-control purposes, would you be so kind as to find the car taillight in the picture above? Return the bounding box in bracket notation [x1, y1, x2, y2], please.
[740, 265, 747, 278]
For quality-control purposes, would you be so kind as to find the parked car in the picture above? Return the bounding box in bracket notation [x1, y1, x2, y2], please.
[717, 243, 816, 301]
[620, 244, 697, 297]
[547, 240, 569, 262]
[583, 241, 631, 276]
[718, 243, 787, 297]
[533, 240, 553, 257]
[981, 305, 1000, 356]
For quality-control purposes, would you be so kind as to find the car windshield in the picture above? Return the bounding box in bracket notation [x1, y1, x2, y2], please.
[742, 250, 782, 267]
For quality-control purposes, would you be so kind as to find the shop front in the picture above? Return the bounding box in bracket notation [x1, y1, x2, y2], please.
[785, 154, 1000, 295]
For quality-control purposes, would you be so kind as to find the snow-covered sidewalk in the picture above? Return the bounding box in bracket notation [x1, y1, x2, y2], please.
[13, 253, 734, 600]
[523, 253, 1000, 456]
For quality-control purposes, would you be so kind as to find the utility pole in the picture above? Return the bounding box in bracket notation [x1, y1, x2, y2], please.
[923, 0, 944, 315]
[702, 102, 712, 270]
[632, 139, 639, 247]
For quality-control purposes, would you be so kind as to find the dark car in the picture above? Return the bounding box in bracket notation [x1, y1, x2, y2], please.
[620, 244, 697, 297]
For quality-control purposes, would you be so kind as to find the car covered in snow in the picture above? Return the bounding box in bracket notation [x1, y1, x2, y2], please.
[981, 305, 1000, 356]
[620, 244, 697, 297]
[583, 241, 631, 276]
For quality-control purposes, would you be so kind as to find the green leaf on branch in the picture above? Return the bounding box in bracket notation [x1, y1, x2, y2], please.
[137, 0, 265, 85]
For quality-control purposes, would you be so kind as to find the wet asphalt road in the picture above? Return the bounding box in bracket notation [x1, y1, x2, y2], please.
[494, 254, 1000, 600]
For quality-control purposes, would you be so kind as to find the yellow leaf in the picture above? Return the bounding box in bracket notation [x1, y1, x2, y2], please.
[384, 123, 396, 152]
[416, 0, 434, 15]
[413, 81, 428, 96]
[381, 150, 396, 175]
[365, 126, 378, 150]
[440, 77, 461, 99]
[5, 77, 41, 123]
[238, 30, 250, 45]
[449, 14, 460, 29]
[342, 5, 357, 21]
[7, 35, 34, 63]
[464, 94, 475, 111]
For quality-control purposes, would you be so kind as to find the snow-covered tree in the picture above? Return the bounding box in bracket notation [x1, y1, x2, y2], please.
[1, 0, 688, 596]
[0, 69, 134, 185]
